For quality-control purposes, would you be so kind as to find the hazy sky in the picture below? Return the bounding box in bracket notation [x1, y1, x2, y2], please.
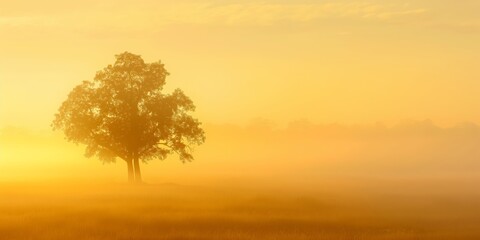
[1, 0, 480, 129]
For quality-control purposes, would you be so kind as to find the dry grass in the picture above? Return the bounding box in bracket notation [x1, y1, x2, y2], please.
[0, 178, 479, 240]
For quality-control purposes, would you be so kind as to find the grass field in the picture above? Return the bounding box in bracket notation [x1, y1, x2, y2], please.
[1, 176, 479, 240]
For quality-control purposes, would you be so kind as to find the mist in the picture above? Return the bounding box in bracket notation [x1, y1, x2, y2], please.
[2, 119, 480, 239]
[2, 119, 480, 185]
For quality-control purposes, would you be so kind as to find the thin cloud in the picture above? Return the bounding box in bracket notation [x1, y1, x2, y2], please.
[0, 2, 428, 29]
[427, 21, 480, 34]
[372, 9, 428, 20]
[139, 2, 427, 26]
[0, 16, 35, 27]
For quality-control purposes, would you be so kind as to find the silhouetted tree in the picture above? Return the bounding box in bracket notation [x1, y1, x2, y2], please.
[52, 52, 205, 183]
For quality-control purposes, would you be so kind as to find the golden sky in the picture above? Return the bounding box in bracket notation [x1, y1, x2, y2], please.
[1, 0, 480, 129]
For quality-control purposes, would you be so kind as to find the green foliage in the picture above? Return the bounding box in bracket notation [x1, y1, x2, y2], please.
[53, 52, 205, 163]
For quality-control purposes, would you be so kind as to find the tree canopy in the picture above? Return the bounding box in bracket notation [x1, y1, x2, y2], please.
[52, 52, 205, 182]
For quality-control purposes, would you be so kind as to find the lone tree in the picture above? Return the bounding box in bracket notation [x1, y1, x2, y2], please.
[52, 52, 205, 183]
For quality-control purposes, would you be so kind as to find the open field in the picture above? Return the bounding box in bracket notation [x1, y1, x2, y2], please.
[3, 121, 480, 239]
[1, 176, 479, 240]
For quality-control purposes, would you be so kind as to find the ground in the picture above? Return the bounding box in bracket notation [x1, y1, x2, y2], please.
[0, 177, 479, 240]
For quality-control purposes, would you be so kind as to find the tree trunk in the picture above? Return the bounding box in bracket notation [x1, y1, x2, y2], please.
[134, 157, 142, 183]
[127, 159, 134, 183]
